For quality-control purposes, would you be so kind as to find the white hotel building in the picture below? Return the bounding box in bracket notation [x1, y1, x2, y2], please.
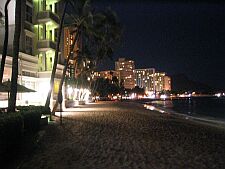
[0, 0, 65, 108]
[135, 69, 171, 94]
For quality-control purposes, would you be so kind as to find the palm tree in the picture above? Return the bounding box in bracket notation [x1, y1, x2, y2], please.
[70, 6, 122, 76]
[83, 8, 122, 96]
[52, 0, 122, 111]
[7, 0, 22, 112]
[52, 27, 80, 112]
[52, 0, 97, 111]
[0, 0, 11, 83]
[45, 0, 69, 108]
[94, 8, 122, 62]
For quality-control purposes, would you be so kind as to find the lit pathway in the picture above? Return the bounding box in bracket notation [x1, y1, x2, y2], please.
[19, 101, 225, 169]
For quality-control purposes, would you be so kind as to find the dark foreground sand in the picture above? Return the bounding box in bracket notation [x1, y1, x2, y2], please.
[17, 101, 225, 169]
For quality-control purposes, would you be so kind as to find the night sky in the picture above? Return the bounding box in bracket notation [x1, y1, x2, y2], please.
[94, 0, 225, 90]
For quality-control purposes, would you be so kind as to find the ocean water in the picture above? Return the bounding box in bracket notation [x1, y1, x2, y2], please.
[147, 97, 225, 122]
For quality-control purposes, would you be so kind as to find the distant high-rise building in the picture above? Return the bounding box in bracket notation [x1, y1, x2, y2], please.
[164, 75, 171, 91]
[135, 69, 171, 93]
[154, 72, 171, 92]
[154, 72, 165, 92]
[134, 68, 155, 92]
[115, 58, 135, 89]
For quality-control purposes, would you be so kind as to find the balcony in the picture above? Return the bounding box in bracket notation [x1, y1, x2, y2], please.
[26, 0, 33, 4]
[24, 21, 33, 32]
[37, 40, 56, 52]
[36, 11, 60, 26]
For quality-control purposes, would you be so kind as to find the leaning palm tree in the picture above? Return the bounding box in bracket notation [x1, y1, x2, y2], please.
[0, 0, 11, 83]
[96, 8, 122, 61]
[45, 0, 69, 108]
[52, 0, 94, 111]
[83, 8, 122, 95]
[52, 26, 81, 112]
[8, 0, 22, 112]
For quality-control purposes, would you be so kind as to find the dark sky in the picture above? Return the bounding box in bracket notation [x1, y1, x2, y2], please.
[94, 0, 225, 90]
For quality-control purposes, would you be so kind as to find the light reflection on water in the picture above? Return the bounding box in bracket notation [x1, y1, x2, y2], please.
[150, 97, 225, 121]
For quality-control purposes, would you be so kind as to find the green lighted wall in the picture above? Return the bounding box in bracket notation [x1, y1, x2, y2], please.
[38, 53, 44, 71]
[34, 0, 59, 72]
[46, 50, 54, 71]
[34, 0, 59, 12]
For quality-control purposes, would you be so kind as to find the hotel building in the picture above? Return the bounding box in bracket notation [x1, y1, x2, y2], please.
[0, 0, 64, 108]
[134, 69, 171, 93]
[63, 26, 81, 79]
[115, 58, 135, 89]
[164, 75, 171, 91]
[154, 72, 172, 92]
[93, 57, 171, 94]
[134, 68, 156, 93]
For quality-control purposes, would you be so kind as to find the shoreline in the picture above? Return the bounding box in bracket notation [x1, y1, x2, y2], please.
[154, 104, 225, 129]
[127, 100, 225, 129]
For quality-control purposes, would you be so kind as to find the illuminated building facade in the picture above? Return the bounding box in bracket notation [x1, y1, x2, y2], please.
[0, 0, 64, 108]
[63, 27, 79, 59]
[34, 0, 61, 72]
[134, 68, 155, 92]
[134, 69, 171, 93]
[115, 58, 135, 89]
[93, 57, 171, 94]
[34, 0, 64, 107]
[154, 72, 165, 92]
[154, 72, 171, 92]
[164, 75, 171, 91]
[63, 26, 80, 79]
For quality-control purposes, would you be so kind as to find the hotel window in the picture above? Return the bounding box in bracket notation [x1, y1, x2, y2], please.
[55, 28, 58, 42]
[26, 5, 32, 23]
[25, 36, 33, 55]
[38, 26, 44, 40]
[55, 3, 58, 14]
[49, 4, 53, 12]
[49, 30, 52, 41]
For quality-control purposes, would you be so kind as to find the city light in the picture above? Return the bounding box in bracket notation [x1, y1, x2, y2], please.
[67, 87, 73, 95]
[146, 105, 155, 111]
[160, 94, 167, 99]
[67, 87, 91, 102]
[215, 93, 221, 97]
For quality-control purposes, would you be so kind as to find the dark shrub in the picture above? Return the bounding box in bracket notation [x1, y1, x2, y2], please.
[21, 110, 41, 133]
[17, 106, 51, 115]
[0, 113, 23, 164]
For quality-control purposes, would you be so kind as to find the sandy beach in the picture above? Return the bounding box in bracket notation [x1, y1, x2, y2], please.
[15, 101, 225, 169]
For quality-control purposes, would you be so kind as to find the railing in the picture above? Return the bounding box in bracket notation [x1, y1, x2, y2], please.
[36, 11, 60, 24]
[24, 21, 33, 32]
[26, 0, 33, 4]
[37, 40, 56, 51]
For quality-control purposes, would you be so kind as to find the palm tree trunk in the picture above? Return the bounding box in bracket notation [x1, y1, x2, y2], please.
[8, 0, 21, 112]
[45, 1, 69, 108]
[0, 0, 11, 83]
[52, 29, 80, 114]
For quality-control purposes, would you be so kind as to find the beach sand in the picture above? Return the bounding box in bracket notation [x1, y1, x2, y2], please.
[17, 101, 225, 169]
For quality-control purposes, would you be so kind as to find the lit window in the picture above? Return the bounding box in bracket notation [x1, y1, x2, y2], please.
[25, 35, 33, 55]
[26, 5, 32, 23]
